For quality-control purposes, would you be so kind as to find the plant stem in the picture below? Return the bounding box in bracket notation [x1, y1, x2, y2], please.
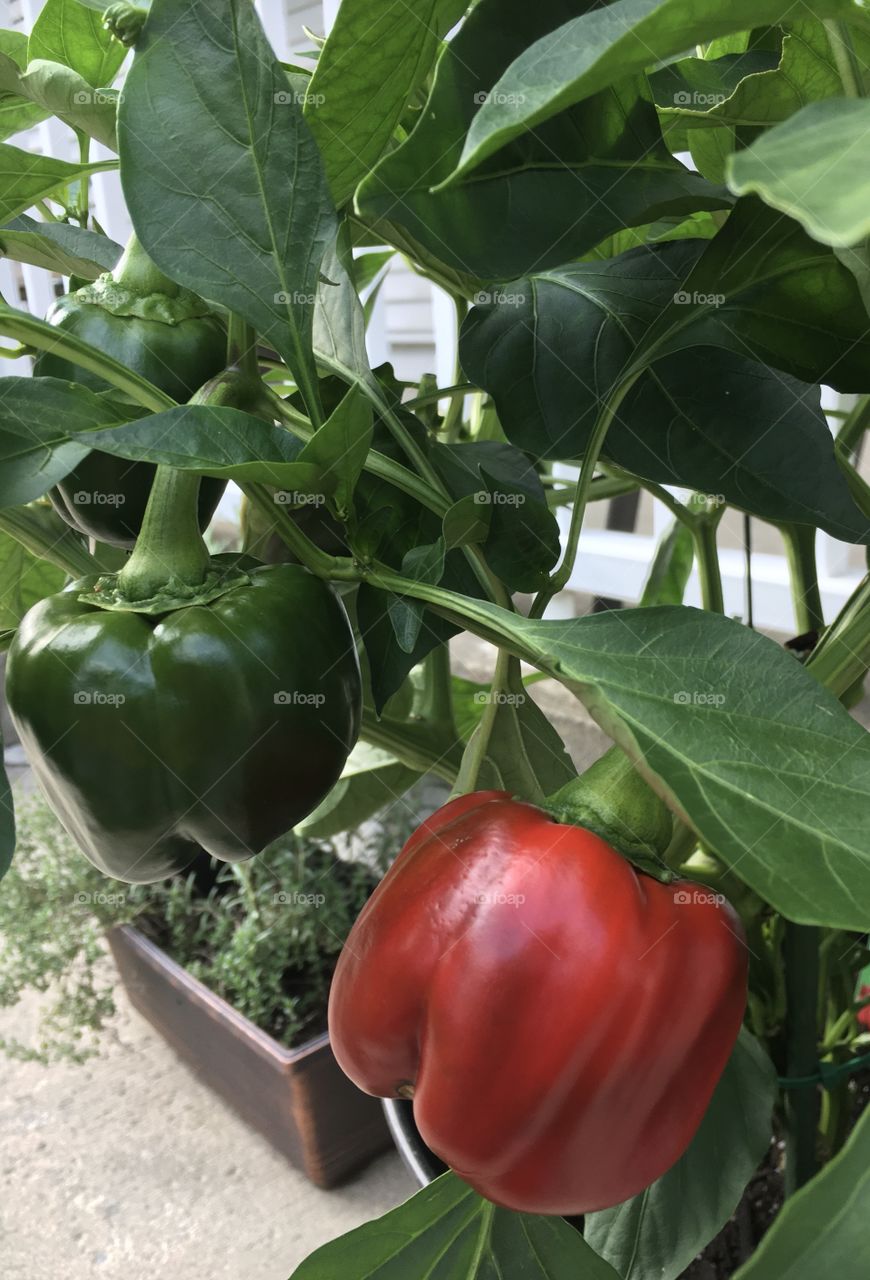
[227, 315, 259, 378]
[0, 508, 98, 578]
[807, 574, 870, 697]
[783, 921, 820, 1195]
[453, 647, 512, 795]
[782, 524, 825, 633]
[417, 643, 456, 730]
[0, 306, 174, 410]
[360, 707, 463, 783]
[116, 467, 210, 598]
[691, 508, 725, 613]
[530, 376, 641, 617]
[76, 131, 90, 227]
[824, 21, 865, 98]
[441, 296, 468, 443]
[403, 382, 475, 411]
[114, 231, 181, 296]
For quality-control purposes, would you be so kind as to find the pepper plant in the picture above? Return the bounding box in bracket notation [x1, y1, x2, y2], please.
[0, 0, 870, 1276]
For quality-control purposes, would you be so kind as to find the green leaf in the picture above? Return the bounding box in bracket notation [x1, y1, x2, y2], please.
[295, 742, 420, 840]
[732, 1099, 870, 1279]
[728, 98, 870, 248]
[0, 214, 121, 279]
[118, 0, 336, 422]
[459, 231, 870, 542]
[640, 520, 695, 607]
[87, 405, 330, 495]
[471, 658, 577, 804]
[0, 376, 122, 506]
[16, 59, 120, 150]
[444, 599, 870, 929]
[585, 1029, 777, 1280]
[450, 0, 855, 178]
[298, 384, 373, 516]
[305, 0, 467, 208]
[443, 494, 490, 550]
[289, 1171, 620, 1280]
[357, 0, 730, 281]
[29, 0, 127, 88]
[0, 508, 66, 631]
[0, 34, 48, 142]
[0, 140, 113, 222]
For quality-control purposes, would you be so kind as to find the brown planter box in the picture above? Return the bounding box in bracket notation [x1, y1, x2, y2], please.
[107, 924, 391, 1188]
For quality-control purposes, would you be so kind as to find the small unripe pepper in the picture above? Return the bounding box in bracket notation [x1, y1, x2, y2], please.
[329, 790, 748, 1214]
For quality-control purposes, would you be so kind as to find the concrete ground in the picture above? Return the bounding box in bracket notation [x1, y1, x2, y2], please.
[0, 981, 416, 1278]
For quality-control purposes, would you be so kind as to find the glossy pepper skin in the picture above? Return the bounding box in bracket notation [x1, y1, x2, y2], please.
[35, 290, 227, 546]
[329, 791, 748, 1215]
[5, 561, 361, 883]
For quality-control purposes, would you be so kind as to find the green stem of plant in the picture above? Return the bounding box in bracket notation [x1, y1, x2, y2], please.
[807, 573, 870, 697]
[824, 21, 865, 98]
[835, 394, 870, 457]
[227, 315, 259, 378]
[783, 921, 820, 1195]
[360, 706, 463, 783]
[417, 643, 456, 731]
[76, 130, 90, 227]
[530, 377, 640, 618]
[691, 511, 725, 613]
[0, 305, 174, 410]
[441, 296, 468, 444]
[403, 382, 475, 411]
[35, 198, 61, 223]
[782, 524, 825, 633]
[0, 508, 97, 578]
[116, 467, 210, 598]
[453, 647, 512, 795]
[114, 231, 182, 297]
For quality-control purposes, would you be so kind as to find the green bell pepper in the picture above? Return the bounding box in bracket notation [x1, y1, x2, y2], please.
[5, 558, 361, 882]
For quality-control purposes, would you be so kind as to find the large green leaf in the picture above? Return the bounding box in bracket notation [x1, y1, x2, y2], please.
[424, 597, 870, 929]
[0, 508, 66, 633]
[289, 1172, 620, 1279]
[0, 214, 121, 279]
[585, 1029, 777, 1280]
[87, 405, 329, 494]
[305, 0, 467, 208]
[728, 98, 870, 248]
[15, 60, 120, 150]
[28, 0, 127, 88]
[0, 140, 113, 222]
[459, 229, 870, 542]
[0, 377, 122, 506]
[450, 0, 856, 178]
[732, 1101, 870, 1279]
[357, 0, 729, 281]
[0, 32, 48, 141]
[295, 742, 421, 840]
[639, 520, 694, 608]
[118, 0, 336, 422]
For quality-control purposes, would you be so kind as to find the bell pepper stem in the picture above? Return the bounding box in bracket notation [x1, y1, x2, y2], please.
[452, 648, 512, 795]
[116, 466, 210, 599]
[782, 524, 824, 634]
[113, 231, 182, 298]
[783, 921, 820, 1195]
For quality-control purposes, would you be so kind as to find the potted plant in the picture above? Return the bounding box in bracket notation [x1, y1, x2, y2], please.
[0, 795, 406, 1188]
